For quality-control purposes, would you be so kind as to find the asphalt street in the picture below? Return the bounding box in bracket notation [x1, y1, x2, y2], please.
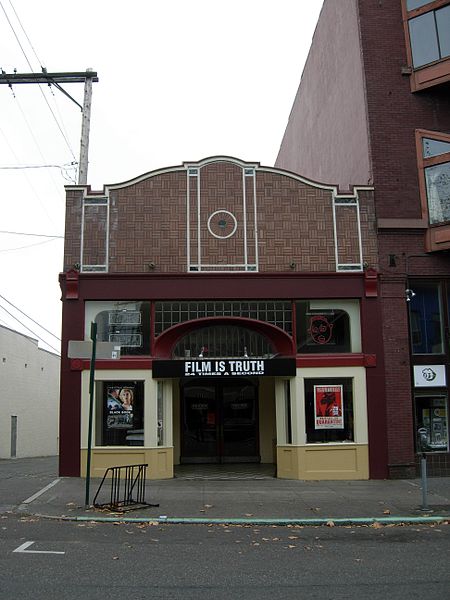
[1, 515, 449, 600]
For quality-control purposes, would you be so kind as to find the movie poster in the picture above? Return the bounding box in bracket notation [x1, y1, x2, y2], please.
[106, 385, 134, 429]
[314, 385, 344, 429]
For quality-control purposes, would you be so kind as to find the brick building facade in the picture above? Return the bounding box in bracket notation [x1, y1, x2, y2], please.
[59, 157, 387, 480]
[276, 0, 450, 476]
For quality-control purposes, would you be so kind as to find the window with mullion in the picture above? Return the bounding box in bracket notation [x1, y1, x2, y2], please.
[408, 4, 450, 68]
[416, 130, 450, 226]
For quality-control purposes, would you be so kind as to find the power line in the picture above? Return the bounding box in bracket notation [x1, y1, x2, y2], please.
[0, 1, 77, 161]
[0, 237, 62, 252]
[0, 124, 60, 230]
[0, 302, 60, 354]
[0, 292, 61, 341]
[7, 0, 44, 67]
[0, 0, 33, 70]
[0, 230, 63, 238]
[0, 162, 76, 170]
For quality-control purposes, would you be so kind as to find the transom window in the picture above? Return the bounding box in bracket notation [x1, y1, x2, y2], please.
[154, 301, 292, 336]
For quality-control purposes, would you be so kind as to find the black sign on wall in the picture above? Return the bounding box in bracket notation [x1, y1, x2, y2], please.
[152, 358, 296, 378]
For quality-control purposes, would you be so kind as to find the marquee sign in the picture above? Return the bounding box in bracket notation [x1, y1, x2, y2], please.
[152, 358, 296, 378]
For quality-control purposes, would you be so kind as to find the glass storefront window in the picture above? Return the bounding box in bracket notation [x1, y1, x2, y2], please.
[85, 301, 151, 356]
[296, 302, 352, 353]
[304, 378, 354, 443]
[415, 395, 448, 452]
[95, 381, 144, 446]
[409, 284, 444, 354]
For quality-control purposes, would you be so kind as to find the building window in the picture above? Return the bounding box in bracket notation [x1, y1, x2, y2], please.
[417, 131, 450, 225]
[304, 378, 354, 443]
[172, 325, 276, 359]
[296, 301, 360, 354]
[154, 300, 292, 336]
[416, 130, 450, 251]
[85, 301, 151, 356]
[408, 6, 450, 68]
[402, 1, 450, 91]
[96, 381, 144, 446]
[409, 283, 444, 354]
[415, 394, 448, 452]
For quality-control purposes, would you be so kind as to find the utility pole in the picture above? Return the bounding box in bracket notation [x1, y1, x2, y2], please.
[0, 69, 98, 184]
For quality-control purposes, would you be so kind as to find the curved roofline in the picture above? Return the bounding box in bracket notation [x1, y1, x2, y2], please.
[64, 155, 374, 196]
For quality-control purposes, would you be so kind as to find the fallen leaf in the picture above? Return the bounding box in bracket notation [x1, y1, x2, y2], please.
[112, 556, 119, 560]
[288, 535, 298, 540]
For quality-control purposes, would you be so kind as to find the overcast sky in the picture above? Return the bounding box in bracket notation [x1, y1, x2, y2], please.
[0, 0, 323, 354]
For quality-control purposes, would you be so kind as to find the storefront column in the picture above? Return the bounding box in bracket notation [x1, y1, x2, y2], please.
[145, 378, 158, 447]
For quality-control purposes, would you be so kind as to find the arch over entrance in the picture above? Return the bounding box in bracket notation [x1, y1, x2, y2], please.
[153, 316, 295, 358]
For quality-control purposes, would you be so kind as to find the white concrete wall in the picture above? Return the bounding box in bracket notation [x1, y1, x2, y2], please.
[0, 326, 60, 458]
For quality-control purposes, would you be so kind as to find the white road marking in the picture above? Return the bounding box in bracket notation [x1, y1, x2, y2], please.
[22, 479, 61, 504]
[13, 541, 65, 555]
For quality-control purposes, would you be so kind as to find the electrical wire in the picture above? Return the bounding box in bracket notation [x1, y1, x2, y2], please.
[1, 0, 77, 161]
[0, 292, 61, 340]
[0, 302, 60, 354]
[0, 230, 63, 238]
[0, 237, 62, 252]
[0, 162, 75, 169]
[0, 124, 60, 230]
[7, 0, 44, 67]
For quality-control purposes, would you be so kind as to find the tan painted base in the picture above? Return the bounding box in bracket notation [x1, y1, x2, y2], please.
[277, 444, 369, 480]
[80, 447, 174, 480]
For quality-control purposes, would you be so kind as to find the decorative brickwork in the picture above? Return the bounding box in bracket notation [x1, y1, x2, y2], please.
[64, 159, 377, 276]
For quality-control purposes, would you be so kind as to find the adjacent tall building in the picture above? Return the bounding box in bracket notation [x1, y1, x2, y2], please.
[276, 0, 450, 476]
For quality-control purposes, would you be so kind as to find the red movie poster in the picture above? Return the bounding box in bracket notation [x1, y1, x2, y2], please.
[314, 385, 344, 429]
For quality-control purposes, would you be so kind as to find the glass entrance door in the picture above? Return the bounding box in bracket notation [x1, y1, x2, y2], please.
[181, 380, 259, 463]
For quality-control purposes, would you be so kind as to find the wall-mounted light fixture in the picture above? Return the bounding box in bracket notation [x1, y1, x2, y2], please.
[406, 289, 416, 302]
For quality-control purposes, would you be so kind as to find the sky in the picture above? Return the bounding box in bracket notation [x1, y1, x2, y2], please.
[0, 0, 323, 354]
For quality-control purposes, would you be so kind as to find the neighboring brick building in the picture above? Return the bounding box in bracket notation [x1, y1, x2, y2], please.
[59, 156, 387, 480]
[276, 0, 450, 476]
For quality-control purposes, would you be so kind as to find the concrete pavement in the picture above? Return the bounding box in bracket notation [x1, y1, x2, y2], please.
[1, 456, 449, 525]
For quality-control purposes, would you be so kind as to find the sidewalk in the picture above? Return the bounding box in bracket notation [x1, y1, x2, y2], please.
[2, 456, 450, 525]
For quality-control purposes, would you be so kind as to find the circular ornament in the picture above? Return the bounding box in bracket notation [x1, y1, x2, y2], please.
[207, 210, 238, 239]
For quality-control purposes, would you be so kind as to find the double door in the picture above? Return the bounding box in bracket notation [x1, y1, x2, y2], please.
[181, 379, 259, 463]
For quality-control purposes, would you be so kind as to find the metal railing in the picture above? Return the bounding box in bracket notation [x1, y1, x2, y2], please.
[93, 463, 159, 512]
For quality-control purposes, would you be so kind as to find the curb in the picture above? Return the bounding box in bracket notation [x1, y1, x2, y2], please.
[24, 512, 450, 527]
